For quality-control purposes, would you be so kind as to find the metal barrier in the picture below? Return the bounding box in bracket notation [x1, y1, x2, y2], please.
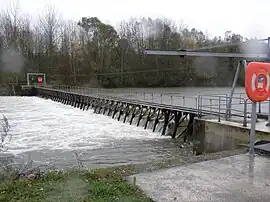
[46, 84, 270, 127]
[197, 95, 249, 126]
[51, 85, 200, 108]
[197, 94, 270, 126]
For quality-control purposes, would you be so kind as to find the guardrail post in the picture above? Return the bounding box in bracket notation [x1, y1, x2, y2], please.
[197, 95, 201, 117]
[151, 93, 154, 102]
[160, 94, 163, 104]
[171, 95, 173, 105]
[183, 96, 185, 106]
[218, 96, 221, 122]
[243, 99, 247, 127]
[267, 98, 270, 126]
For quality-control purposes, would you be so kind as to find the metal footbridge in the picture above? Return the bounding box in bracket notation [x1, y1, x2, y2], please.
[21, 36, 270, 153]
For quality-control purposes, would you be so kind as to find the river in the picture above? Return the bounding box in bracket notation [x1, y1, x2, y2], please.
[0, 86, 266, 169]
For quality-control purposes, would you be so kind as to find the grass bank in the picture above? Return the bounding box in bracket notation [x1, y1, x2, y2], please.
[0, 149, 245, 202]
[0, 167, 153, 202]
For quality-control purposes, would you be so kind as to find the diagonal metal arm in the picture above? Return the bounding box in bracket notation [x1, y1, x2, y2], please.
[144, 49, 269, 59]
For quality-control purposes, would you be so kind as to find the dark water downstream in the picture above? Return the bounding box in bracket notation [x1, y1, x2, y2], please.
[16, 139, 192, 170]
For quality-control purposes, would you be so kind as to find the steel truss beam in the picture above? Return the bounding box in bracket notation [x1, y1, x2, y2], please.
[184, 38, 269, 51]
[144, 49, 269, 59]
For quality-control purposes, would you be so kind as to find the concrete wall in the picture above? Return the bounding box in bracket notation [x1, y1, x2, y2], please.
[193, 118, 270, 154]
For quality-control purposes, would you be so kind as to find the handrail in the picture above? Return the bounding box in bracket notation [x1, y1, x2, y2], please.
[35, 84, 270, 127]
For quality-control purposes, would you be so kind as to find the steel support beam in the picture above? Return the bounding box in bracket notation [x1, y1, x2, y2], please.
[144, 50, 269, 59]
[184, 38, 268, 52]
[225, 61, 242, 120]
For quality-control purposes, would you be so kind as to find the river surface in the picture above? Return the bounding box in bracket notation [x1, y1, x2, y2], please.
[0, 96, 175, 169]
[0, 87, 268, 169]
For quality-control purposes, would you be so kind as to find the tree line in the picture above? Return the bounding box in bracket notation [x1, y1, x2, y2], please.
[0, 3, 268, 88]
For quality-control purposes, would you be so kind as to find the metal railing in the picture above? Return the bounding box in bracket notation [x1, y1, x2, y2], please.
[40, 84, 270, 126]
[197, 94, 270, 126]
[197, 95, 249, 126]
[50, 85, 200, 108]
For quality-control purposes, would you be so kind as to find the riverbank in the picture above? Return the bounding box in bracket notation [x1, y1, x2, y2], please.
[0, 149, 244, 202]
[0, 168, 153, 202]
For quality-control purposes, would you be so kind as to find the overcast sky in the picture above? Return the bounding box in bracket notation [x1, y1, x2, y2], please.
[0, 0, 269, 39]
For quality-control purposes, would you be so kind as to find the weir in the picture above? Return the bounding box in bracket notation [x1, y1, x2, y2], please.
[34, 85, 197, 140]
[17, 84, 270, 155]
[14, 37, 270, 156]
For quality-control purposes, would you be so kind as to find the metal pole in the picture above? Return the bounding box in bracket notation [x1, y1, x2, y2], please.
[249, 102, 257, 156]
[225, 61, 241, 120]
[243, 99, 247, 127]
[248, 155, 254, 185]
[43, 73, 47, 86]
[144, 50, 268, 59]
[27, 73, 30, 85]
[267, 98, 270, 126]
[267, 37, 270, 126]
[218, 96, 221, 122]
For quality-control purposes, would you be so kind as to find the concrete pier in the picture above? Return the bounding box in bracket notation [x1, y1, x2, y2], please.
[129, 154, 270, 202]
[193, 118, 270, 154]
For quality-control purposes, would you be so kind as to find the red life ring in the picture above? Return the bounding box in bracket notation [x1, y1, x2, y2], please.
[245, 62, 270, 102]
[37, 76, 43, 83]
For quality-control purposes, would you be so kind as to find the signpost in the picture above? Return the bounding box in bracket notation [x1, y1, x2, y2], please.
[27, 73, 46, 86]
[245, 62, 270, 155]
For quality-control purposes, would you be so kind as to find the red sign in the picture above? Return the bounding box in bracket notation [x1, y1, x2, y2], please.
[245, 62, 270, 102]
[37, 76, 43, 83]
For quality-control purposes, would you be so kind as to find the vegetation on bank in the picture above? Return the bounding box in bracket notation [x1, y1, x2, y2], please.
[0, 1, 267, 88]
[0, 148, 245, 202]
[0, 167, 153, 202]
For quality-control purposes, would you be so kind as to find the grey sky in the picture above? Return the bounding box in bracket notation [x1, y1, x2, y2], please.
[1, 0, 269, 39]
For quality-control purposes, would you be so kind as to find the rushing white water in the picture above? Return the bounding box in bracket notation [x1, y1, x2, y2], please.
[0, 96, 165, 155]
[0, 86, 262, 168]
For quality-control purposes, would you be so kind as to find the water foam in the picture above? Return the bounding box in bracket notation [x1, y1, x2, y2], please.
[0, 97, 165, 155]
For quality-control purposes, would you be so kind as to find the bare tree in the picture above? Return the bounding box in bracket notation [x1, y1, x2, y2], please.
[39, 4, 60, 56]
[0, 1, 248, 87]
[0, 0, 21, 49]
